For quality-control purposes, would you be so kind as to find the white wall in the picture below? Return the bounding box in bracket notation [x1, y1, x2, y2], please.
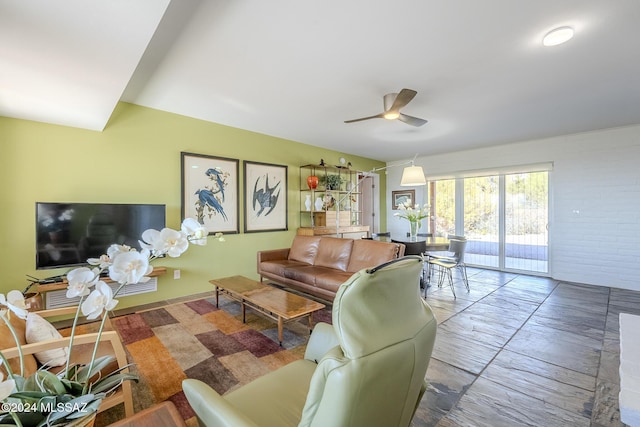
[386, 124, 640, 290]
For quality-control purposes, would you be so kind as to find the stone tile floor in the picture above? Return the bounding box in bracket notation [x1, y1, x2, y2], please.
[412, 267, 638, 427]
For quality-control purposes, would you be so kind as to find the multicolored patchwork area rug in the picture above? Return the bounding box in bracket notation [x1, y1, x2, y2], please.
[97, 294, 332, 426]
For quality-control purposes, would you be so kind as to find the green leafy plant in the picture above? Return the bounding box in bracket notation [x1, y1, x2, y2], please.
[320, 174, 344, 190]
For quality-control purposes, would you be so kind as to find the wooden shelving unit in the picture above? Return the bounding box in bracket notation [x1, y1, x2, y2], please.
[298, 164, 369, 237]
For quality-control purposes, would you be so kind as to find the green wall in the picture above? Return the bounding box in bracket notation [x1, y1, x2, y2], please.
[0, 102, 386, 308]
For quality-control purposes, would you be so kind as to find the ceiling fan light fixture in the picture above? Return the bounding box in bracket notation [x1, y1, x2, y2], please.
[542, 26, 574, 47]
[344, 89, 426, 126]
[400, 165, 426, 186]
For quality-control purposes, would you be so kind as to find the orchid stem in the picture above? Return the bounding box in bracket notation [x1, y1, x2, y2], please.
[64, 295, 85, 379]
[0, 350, 15, 380]
[81, 282, 126, 395]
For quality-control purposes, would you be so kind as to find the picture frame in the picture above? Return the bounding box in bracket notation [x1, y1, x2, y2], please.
[243, 161, 288, 233]
[181, 152, 239, 234]
[392, 189, 415, 210]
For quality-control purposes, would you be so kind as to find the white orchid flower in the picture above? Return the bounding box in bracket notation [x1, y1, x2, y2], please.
[181, 218, 208, 246]
[140, 228, 189, 258]
[0, 373, 16, 401]
[81, 281, 118, 320]
[139, 229, 165, 256]
[0, 290, 28, 320]
[107, 244, 133, 259]
[214, 232, 225, 242]
[108, 250, 152, 285]
[87, 254, 112, 269]
[159, 228, 189, 257]
[66, 267, 98, 298]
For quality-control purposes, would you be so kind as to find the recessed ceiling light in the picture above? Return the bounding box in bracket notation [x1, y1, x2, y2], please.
[542, 26, 574, 47]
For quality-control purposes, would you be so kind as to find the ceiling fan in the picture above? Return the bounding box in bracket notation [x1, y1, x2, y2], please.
[344, 88, 428, 127]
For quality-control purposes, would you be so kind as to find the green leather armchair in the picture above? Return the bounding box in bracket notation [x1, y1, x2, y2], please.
[183, 256, 437, 427]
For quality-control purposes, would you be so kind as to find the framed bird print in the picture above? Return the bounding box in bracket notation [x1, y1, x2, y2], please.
[181, 152, 239, 234]
[243, 160, 288, 233]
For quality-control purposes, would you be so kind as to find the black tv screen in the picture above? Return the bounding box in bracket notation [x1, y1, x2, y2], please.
[36, 202, 166, 270]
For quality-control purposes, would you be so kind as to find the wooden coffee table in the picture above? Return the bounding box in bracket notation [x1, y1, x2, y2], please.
[209, 275, 326, 345]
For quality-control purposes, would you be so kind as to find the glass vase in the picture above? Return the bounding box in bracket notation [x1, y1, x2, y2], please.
[409, 220, 419, 240]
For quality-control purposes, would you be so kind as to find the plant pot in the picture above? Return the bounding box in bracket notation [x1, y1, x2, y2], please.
[66, 412, 96, 427]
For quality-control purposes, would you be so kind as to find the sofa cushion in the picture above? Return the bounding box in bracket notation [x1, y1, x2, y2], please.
[346, 240, 402, 273]
[0, 313, 38, 378]
[315, 271, 354, 293]
[25, 312, 68, 367]
[283, 266, 321, 285]
[314, 238, 353, 272]
[289, 236, 322, 264]
[261, 260, 309, 277]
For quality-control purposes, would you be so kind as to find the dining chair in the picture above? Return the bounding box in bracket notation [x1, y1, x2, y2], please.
[427, 238, 469, 298]
[424, 234, 466, 286]
[391, 239, 430, 291]
[425, 234, 466, 262]
[391, 239, 426, 256]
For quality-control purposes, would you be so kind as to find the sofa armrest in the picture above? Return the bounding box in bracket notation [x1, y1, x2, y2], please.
[257, 248, 291, 277]
[304, 322, 339, 362]
[183, 379, 259, 427]
[257, 248, 290, 263]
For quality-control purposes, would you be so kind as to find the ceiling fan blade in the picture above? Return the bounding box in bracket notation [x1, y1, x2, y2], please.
[398, 113, 428, 127]
[389, 88, 417, 112]
[344, 113, 384, 123]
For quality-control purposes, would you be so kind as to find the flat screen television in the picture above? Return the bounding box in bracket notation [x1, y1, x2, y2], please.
[36, 202, 166, 270]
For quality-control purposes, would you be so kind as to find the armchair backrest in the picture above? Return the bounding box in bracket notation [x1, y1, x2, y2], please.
[299, 256, 437, 427]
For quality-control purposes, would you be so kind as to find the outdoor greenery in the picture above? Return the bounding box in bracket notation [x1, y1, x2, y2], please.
[429, 172, 548, 238]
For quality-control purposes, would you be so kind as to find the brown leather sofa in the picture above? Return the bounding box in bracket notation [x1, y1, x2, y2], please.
[257, 235, 405, 301]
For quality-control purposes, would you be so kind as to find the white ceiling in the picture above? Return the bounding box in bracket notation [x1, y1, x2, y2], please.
[2, 0, 640, 162]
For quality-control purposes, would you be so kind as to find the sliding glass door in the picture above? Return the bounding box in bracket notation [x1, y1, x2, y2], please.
[463, 176, 499, 268]
[504, 172, 548, 272]
[428, 171, 549, 274]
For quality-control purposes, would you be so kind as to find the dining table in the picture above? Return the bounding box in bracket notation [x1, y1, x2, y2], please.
[374, 235, 450, 255]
